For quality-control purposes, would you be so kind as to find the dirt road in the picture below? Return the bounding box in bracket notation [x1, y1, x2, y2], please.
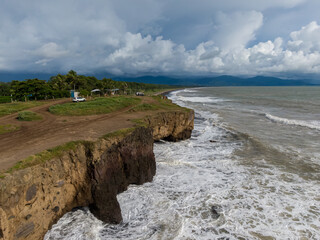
[0, 97, 156, 171]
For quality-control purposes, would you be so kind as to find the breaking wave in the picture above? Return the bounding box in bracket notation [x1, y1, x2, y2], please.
[175, 96, 226, 103]
[265, 113, 320, 131]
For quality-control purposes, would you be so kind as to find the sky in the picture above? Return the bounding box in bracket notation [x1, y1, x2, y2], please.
[1, 0, 320, 80]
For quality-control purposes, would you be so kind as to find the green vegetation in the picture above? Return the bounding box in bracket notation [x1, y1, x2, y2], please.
[0, 94, 192, 177]
[0, 70, 175, 103]
[17, 111, 42, 121]
[0, 101, 48, 117]
[5, 141, 83, 174]
[0, 124, 20, 134]
[0, 82, 11, 96]
[49, 96, 141, 116]
[130, 103, 160, 112]
[152, 95, 190, 111]
[131, 118, 148, 127]
[10, 78, 51, 101]
[0, 96, 11, 103]
[142, 88, 176, 95]
[102, 127, 136, 139]
[130, 96, 191, 127]
[130, 95, 189, 114]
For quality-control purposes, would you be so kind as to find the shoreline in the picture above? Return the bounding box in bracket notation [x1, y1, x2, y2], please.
[0, 99, 194, 240]
[154, 88, 182, 96]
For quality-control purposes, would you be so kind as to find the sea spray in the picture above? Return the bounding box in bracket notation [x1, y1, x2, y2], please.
[45, 87, 320, 239]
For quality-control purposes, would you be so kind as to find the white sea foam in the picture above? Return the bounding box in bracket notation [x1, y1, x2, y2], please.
[168, 89, 226, 104]
[111, 109, 320, 239]
[177, 96, 225, 103]
[265, 113, 320, 130]
[45, 88, 320, 240]
[44, 208, 103, 240]
[182, 89, 199, 93]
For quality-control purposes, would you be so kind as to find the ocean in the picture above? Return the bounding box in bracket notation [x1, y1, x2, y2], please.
[45, 87, 320, 240]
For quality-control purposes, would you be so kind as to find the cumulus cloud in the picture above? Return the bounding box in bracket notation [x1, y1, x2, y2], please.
[0, 0, 320, 79]
[200, 22, 320, 76]
[288, 21, 320, 53]
[104, 33, 186, 75]
[212, 11, 263, 49]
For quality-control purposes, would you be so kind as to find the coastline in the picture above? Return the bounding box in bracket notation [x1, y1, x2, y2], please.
[0, 100, 194, 240]
[154, 88, 182, 96]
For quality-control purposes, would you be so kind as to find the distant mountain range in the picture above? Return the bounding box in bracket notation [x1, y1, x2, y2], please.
[114, 75, 319, 86]
[0, 72, 319, 86]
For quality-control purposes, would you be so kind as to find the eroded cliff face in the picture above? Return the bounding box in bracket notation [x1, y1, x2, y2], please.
[0, 143, 93, 240]
[0, 110, 194, 240]
[89, 128, 156, 224]
[147, 110, 194, 142]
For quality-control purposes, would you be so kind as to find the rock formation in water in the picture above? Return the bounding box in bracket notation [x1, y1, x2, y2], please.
[0, 110, 194, 240]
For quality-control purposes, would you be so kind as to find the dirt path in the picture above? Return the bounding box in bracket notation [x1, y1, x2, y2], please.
[0, 97, 158, 171]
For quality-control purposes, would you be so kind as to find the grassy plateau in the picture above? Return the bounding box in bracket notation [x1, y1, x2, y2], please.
[0, 94, 192, 177]
[49, 96, 141, 116]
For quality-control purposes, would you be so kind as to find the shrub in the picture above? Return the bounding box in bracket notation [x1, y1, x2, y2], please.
[17, 111, 42, 121]
[0, 96, 11, 103]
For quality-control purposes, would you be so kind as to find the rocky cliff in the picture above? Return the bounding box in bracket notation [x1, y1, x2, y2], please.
[0, 109, 194, 240]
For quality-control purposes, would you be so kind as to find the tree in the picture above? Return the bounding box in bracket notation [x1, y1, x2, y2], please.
[66, 70, 79, 91]
[101, 78, 115, 89]
[49, 74, 67, 91]
[120, 81, 128, 95]
[25, 79, 48, 100]
[0, 82, 11, 96]
[10, 80, 28, 101]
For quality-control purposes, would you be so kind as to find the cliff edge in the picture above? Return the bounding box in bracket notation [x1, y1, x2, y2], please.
[0, 109, 194, 240]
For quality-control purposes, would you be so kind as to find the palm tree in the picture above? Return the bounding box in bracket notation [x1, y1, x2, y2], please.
[50, 74, 67, 91]
[66, 70, 78, 91]
[120, 82, 128, 95]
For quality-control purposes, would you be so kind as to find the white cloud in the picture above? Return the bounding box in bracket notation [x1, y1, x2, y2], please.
[288, 21, 320, 53]
[202, 21, 320, 76]
[104, 33, 186, 75]
[1, 0, 320, 79]
[34, 42, 68, 59]
[213, 11, 263, 49]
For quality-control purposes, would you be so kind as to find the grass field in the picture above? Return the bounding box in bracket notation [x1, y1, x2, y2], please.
[17, 111, 43, 121]
[0, 101, 48, 117]
[142, 88, 177, 95]
[130, 95, 188, 113]
[0, 124, 20, 135]
[152, 95, 190, 111]
[130, 103, 160, 112]
[49, 96, 141, 116]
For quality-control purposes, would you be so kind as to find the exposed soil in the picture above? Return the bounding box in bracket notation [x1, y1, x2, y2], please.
[0, 97, 159, 171]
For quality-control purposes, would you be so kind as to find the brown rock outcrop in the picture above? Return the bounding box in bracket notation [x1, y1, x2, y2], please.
[90, 128, 156, 224]
[0, 110, 194, 240]
[147, 110, 194, 141]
